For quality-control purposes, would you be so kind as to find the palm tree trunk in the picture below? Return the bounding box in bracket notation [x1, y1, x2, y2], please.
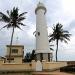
[9, 27, 15, 63]
[56, 39, 58, 62]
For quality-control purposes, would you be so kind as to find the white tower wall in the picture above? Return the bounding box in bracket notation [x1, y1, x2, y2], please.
[36, 8, 50, 53]
[35, 3, 52, 61]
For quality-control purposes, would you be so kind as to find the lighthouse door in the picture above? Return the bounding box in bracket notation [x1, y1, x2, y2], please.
[36, 60, 42, 71]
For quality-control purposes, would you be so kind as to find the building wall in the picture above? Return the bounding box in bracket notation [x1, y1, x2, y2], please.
[0, 63, 32, 73]
[36, 53, 53, 62]
[14, 57, 23, 63]
[42, 61, 67, 70]
[67, 61, 75, 66]
[43, 54, 48, 61]
[36, 54, 40, 61]
[0, 60, 67, 71]
[0, 59, 4, 64]
[0, 72, 31, 75]
[5, 57, 23, 64]
[6, 46, 23, 56]
[5, 45, 24, 63]
[0, 60, 67, 75]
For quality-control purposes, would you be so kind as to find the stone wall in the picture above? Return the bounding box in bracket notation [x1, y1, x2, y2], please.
[67, 61, 75, 66]
[42, 61, 67, 71]
[0, 60, 68, 75]
[0, 71, 32, 75]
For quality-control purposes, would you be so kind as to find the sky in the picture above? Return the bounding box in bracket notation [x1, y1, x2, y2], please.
[0, 0, 75, 61]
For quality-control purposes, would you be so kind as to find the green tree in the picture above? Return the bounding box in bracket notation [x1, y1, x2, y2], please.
[23, 50, 36, 62]
[31, 50, 36, 60]
[25, 52, 31, 62]
[49, 23, 71, 62]
[0, 7, 27, 62]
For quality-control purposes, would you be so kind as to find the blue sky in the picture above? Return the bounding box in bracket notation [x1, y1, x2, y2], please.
[0, 0, 75, 61]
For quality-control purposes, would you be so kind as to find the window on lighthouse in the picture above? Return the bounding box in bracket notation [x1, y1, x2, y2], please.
[38, 32, 40, 36]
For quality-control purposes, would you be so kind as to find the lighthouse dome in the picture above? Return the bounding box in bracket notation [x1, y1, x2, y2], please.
[35, 2, 47, 14]
[37, 2, 45, 7]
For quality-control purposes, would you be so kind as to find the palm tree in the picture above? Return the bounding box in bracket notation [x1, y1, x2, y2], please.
[49, 23, 71, 62]
[0, 7, 27, 62]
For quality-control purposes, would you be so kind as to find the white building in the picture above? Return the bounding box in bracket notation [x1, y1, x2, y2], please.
[35, 2, 53, 62]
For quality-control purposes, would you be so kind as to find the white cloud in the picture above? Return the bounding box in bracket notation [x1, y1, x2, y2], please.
[0, 0, 75, 60]
[62, 0, 75, 16]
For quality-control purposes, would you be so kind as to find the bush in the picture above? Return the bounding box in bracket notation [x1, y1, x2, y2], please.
[60, 65, 75, 72]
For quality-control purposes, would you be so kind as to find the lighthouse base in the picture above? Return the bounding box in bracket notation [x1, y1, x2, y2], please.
[36, 53, 53, 62]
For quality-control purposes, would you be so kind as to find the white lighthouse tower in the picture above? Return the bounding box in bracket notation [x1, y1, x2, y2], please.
[35, 2, 52, 62]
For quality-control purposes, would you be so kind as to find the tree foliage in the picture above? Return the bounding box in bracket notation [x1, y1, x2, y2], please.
[23, 50, 36, 62]
[0, 7, 27, 62]
[49, 23, 71, 61]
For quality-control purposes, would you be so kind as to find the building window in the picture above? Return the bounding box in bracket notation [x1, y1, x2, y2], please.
[7, 58, 14, 60]
[12, 49, 18, 53]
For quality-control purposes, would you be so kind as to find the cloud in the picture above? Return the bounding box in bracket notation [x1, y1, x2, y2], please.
[68, 20, 75, 31]
[0, 0, 75, 61]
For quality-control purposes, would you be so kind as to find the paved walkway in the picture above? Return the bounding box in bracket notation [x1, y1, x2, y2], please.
[48, 71, 74, 75]
[32, 71, 74, 75]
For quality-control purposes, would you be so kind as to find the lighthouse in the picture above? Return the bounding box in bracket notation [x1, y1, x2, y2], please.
[35, 2, 52, 62]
